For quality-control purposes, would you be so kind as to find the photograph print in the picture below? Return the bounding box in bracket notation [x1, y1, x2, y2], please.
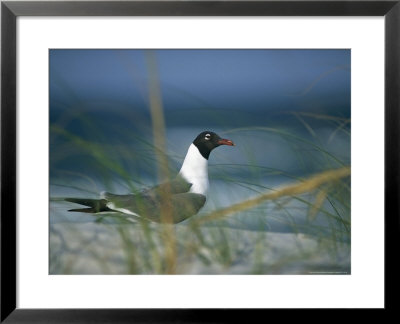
[50, 49, 351, 275]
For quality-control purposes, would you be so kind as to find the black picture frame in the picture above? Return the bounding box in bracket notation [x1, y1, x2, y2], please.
[1, 0, 399, 322]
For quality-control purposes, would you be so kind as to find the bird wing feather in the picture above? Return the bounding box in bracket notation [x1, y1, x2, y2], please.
[98, 175, 202, 223]
[145, 175, 192, 196]
[103, 191, 205, 223]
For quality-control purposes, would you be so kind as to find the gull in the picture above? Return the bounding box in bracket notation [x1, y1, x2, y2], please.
[65, 131, 235, 223]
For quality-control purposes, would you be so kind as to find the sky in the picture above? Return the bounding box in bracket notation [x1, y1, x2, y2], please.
[50, 49, 350, 117]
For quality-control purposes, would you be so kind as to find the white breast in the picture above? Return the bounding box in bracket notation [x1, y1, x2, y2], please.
[179, 143, 209, 195]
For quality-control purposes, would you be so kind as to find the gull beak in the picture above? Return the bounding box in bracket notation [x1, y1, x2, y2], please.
[217, 138, 235, 146]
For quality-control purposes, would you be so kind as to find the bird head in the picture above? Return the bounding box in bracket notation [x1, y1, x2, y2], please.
[193, 131, 235, 159]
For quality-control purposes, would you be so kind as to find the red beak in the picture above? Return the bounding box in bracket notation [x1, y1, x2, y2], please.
[217, 138, 235, 146]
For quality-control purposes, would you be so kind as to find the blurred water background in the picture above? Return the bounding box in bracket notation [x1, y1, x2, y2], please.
[50, 49, 350, 274]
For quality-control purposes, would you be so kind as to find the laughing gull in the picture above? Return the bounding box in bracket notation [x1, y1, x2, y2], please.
[66, 131, 235, 223]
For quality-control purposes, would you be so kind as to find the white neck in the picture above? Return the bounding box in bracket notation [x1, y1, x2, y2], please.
[179, 143, 209, 195]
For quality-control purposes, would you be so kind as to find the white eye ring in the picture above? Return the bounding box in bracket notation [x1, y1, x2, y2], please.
[205, 134, 211, 140]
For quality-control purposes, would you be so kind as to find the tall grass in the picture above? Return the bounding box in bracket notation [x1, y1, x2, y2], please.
[145, 50, 177, 273]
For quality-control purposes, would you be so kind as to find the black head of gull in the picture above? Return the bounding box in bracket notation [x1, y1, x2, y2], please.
[66, 131, 235, 223]
[193, 131, 235, 160]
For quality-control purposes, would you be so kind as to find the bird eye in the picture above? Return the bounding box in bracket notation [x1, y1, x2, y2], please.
[205, 134, 211, 140]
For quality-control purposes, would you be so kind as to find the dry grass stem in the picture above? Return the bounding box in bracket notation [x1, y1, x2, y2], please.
[145, 50, 176, 273]
[194, 166, 350, 226]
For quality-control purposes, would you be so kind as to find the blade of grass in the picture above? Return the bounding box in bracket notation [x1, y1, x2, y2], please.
[192, 166, 350, 226]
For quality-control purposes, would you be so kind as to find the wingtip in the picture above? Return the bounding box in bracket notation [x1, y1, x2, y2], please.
[68, 207, 95, 213]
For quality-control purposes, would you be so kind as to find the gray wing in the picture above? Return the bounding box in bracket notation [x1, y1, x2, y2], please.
[102, 180, 205, 223]
[145, 175, 192, 196]
[102, 175, 191, 202]
[168, 193, 206, 223]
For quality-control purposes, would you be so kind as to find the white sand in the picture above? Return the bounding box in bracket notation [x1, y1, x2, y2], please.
[50, 221, 350, 275]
